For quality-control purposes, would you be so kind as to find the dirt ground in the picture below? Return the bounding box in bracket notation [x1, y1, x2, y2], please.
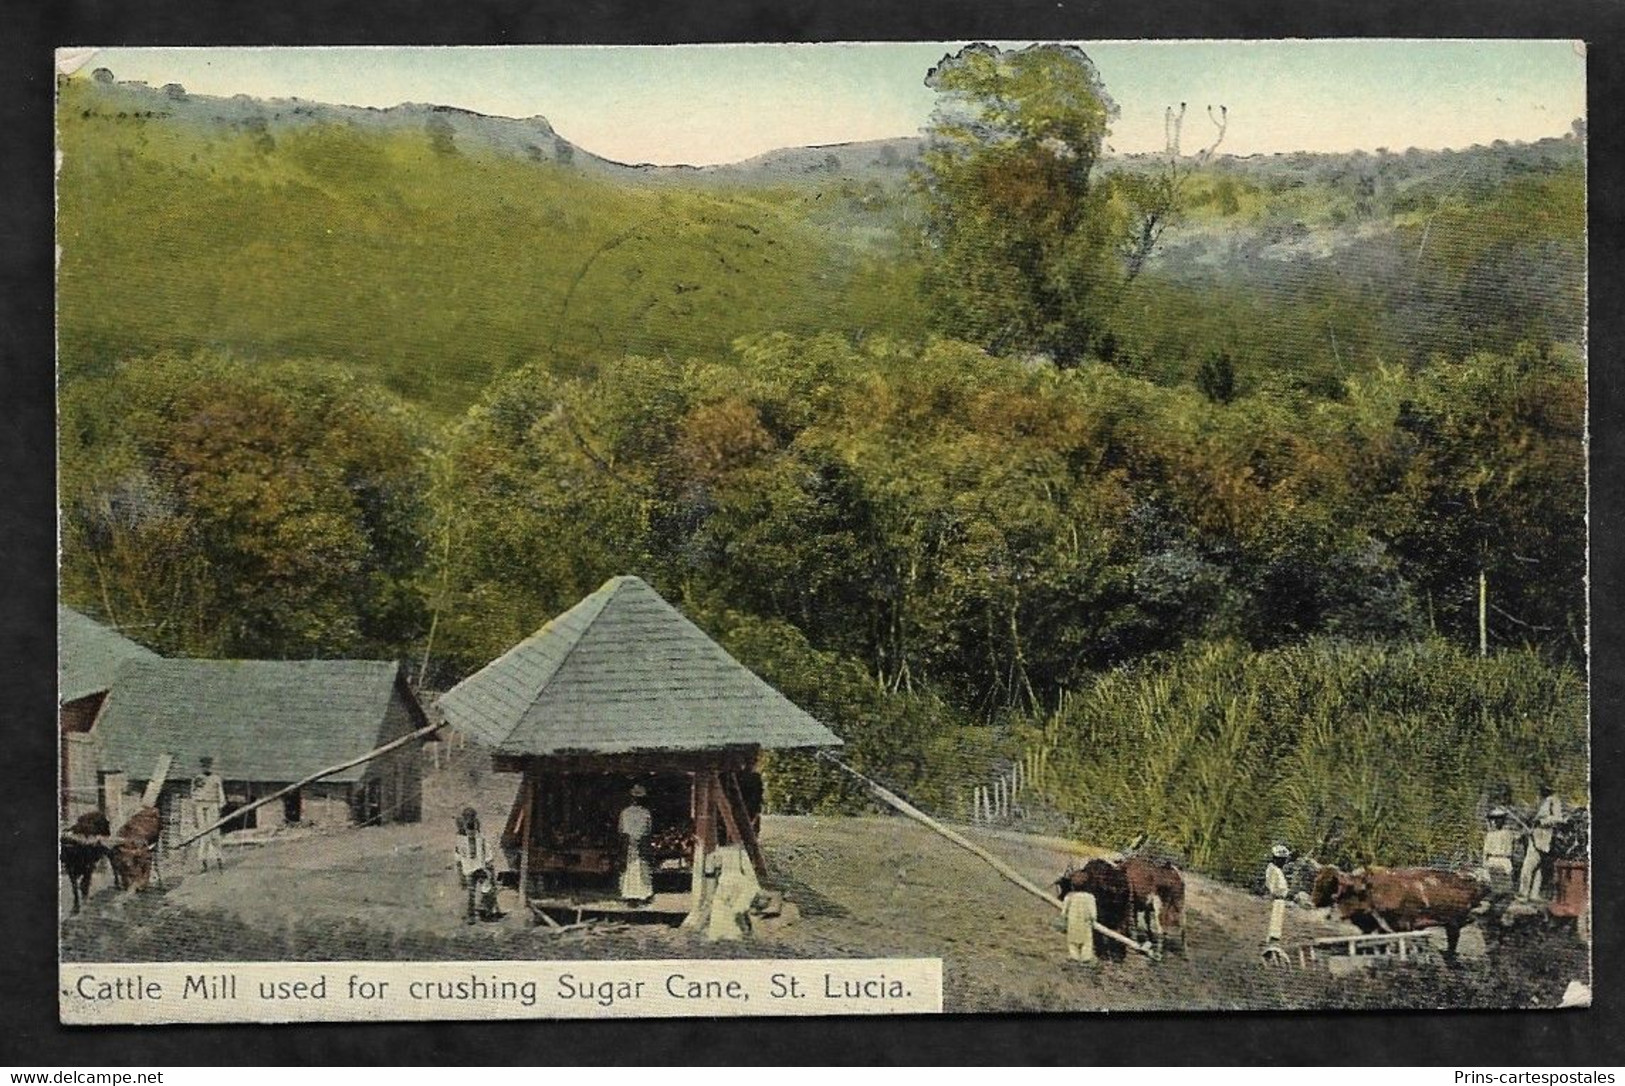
[60, 749, 1590, 1013]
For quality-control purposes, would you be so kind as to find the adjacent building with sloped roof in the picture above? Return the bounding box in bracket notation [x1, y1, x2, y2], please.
[436, 575, 841, 919]
[94, 658, 432, 839]
[58, 605, 161, 819]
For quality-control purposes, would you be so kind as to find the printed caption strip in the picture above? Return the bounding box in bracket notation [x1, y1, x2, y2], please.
[61, 959, 943, 1023]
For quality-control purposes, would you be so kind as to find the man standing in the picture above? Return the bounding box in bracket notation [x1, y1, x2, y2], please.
[1265, 843, 1292, 945]
[618, 784, 654, 905]
[1482, 806, 1517, 895]
[1062, 886, 1099, 964]
[454, 807, 500, 923]
[1520, 783, 1564, 901]
[191, 756, 226, 873]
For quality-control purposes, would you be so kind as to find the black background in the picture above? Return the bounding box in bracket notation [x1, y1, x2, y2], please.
[4, 0, 1622, 1065]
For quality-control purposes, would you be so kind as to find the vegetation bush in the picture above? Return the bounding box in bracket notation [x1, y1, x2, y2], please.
[1038, 638, 1586, 882]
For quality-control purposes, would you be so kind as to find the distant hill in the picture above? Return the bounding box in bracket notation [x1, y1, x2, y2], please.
[56, 75, 927, 414]
[66, 74, 636, 177]
[56, 72, 1584, 411]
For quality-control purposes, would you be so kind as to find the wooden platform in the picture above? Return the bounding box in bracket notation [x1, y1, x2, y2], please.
[527, 891, 692, 927]
[1265, 927, 1439, 969]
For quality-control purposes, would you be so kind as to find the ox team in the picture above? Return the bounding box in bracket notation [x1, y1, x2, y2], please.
[1051, 784, 1582, 963]
[1261, 783, 1583, 955]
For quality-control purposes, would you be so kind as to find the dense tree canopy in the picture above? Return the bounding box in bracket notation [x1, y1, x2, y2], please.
[60, 353, 430, 658]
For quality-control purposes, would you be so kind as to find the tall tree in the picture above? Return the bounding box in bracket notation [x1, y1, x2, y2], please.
[917, 43, 1120, 365]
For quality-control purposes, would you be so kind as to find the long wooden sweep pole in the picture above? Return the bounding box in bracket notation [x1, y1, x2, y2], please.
[817, 752, 1156, 958]
[170, 720, 447, 851]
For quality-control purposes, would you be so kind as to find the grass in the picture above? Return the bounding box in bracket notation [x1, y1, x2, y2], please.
[1037, 637, 1587, 884]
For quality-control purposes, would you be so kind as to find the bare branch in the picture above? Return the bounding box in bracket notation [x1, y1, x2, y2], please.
[1197, 105, 1228, 163]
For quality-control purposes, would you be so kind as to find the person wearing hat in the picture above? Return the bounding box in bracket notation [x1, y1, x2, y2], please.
[454, 807, 501, 923]
[1482, 807, 1518, 895]
[1520, 782, 1565, 901]
[618, 784, 654, 905]
[1264, 843, 1293, 944]
[190, 756, 226, 873]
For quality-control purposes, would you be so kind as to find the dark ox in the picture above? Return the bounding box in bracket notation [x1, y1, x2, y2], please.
[108, 807, 163, 892]
[60, 810, 111, 913]
[1056, 858, 1133, 959]
[1310, 864, 1487, 954]
[1121, 855, 1186, 953]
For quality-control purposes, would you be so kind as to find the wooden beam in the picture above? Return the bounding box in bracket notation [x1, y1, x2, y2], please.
[713, 770, 743, 847]
[513, 749, 760, 775]
[817, 751, 1158, 959]
[141, 754, 172, 809]
[723, 771, 768, 881]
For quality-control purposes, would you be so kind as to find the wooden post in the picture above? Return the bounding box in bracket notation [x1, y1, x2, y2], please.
[723, 771, 768, 880]
[517, 772, 535, 908]
[102, 772, 127, 832]
[1479, 568, 1489, 658]
[687, 771, 715, 922]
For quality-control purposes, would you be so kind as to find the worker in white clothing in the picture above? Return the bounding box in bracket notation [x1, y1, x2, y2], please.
[618, 783, 654, 905]
[1519, 783, 1564, 901]
[705, 844, 761, 941]
[1264, 843, 1292, 944]
[1063, 888, 1099, 963]
[1482, 806, 1517, 895]
[191, 756, 226, 873]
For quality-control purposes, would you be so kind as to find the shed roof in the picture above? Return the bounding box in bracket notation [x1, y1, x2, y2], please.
[59, 605, 161, 704]
[436, 576, 842, 757]
[94, 659, 422, 783]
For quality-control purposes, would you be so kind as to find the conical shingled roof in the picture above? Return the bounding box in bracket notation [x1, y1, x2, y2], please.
[436, 576, 842, 756]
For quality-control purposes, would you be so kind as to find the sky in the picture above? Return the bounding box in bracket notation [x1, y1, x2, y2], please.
[60, 42, 1586, 167]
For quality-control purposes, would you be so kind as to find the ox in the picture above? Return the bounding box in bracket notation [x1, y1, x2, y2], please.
[1056, 858, 1133, 960]
[1122, 855, 1186, 954]
[108, 806, 163, 892]
[1311, 864, 1487, 955]
[60, 810, 111, 913]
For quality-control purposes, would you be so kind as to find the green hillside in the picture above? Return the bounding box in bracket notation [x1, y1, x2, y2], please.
[56, 77, 923, 415]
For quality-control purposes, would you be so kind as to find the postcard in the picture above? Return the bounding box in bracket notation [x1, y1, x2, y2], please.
[55, 41, 1589, 1023]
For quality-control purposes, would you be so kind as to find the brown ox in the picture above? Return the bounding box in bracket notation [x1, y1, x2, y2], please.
[1122, 855, 1186, 953]
[60, 810, 112, 913]
[1310, 864, 1486, 954]
[108, 807, 163, 892]
[1056, 859, 1134, 960]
